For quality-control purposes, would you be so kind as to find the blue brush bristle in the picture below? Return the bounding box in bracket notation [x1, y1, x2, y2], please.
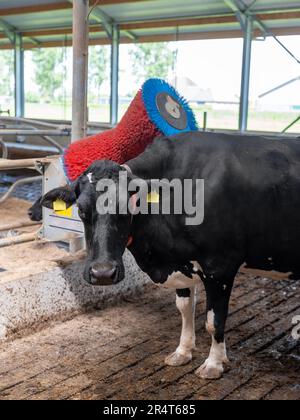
[142, 78, 198, 136]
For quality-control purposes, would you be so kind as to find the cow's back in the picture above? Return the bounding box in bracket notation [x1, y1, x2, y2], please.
[128, 132, 300, 279]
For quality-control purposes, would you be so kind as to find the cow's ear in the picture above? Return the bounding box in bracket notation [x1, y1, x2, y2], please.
[41, 186, 77, 210]
[129, 179, 174, 206]
[145, 179, 174, 198]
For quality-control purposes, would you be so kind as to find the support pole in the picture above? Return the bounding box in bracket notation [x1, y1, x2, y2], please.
[239, 15, 253, 132]
[110, 24, 120, 126]
[14, 33, 25, 118]
[71, 0, 89, 142]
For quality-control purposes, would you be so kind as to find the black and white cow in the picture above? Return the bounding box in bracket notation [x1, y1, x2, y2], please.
[41, 131, 300, 379]
[28, 196, 43, 221]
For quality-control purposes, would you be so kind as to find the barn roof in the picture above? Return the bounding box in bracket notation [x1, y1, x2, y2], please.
[0, 0, 300, 49]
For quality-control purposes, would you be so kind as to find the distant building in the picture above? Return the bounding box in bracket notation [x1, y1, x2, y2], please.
[171, 76, 213, 104]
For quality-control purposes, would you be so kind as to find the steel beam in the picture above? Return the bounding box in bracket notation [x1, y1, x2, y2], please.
[0, 18, 15, 43]
[71, 0, 89, 142]
[239, 15, 253, 131]
[0, 16, 39, 45]
[224, 0, 253, 132]
[14, 34, 25, 118]
[0, 130, 70, 136]
[90, 7, 113, 38]
[259, 76, 300, 99]
[224, 0, 247, 29]
[110, 24, 119, 126]
[282, 115, 300, 133]
[223, 0, 242, 13]
[122, 30, 137, 41]
[255, 17, 300, 64]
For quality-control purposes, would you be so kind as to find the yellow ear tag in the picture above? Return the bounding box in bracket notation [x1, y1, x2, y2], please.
[53, 199, 73, 218]
[147, 191, 160, 204]
[53, 199, 67, 211]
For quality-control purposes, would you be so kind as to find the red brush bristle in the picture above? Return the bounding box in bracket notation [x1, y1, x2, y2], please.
[64, 91, 161, 181]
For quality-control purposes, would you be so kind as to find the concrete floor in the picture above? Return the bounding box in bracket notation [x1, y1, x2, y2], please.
[0, 273, 299, 400]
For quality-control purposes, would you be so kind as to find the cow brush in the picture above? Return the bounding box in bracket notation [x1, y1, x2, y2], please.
[63, 78, 198, 182]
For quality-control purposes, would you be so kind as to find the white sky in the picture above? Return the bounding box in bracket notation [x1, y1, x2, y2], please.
[176, 35, 300, 101]
[120, 35, 300, 103]
[25, 35, 300, 104]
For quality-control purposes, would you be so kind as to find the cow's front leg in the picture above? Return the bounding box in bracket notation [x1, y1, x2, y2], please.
[165, 287, 196, 367]
[195, 277, 234, 379]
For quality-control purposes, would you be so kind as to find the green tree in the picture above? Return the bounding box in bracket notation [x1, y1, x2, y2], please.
[0, 51, 14, 97]
[129, 43, 175, 85]
[32, 48, 64, 102]
[89, 45, 109, 103]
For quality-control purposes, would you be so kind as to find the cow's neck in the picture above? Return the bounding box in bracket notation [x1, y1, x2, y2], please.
[125, 147, 198, 280]
[130, 211, 168, 252]
[128, 211, 195, 283]
[126, 146, 167, 180]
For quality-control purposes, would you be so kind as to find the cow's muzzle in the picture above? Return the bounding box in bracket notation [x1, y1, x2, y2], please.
[89, 262, 120, 286]
[28, 205, 42, 222]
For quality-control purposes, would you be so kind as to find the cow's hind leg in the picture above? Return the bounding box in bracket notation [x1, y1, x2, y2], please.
[165, 287, 196, 366]
[195, 275, 235, 379]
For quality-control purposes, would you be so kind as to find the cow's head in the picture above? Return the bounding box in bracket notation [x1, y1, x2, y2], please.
[41, 161, 136, 286]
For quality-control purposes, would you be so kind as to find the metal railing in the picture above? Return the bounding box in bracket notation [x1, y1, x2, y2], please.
[0, 156, 58, 206]
[0, 175, 42, 205]
[0, 138, 8, 159]
[0, 155, 59, 247]
[0, 117, 65, 207]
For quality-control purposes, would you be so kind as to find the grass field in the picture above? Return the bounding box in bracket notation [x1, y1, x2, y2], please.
[192, 106, 300, 133]
[17, 102, 300, 135]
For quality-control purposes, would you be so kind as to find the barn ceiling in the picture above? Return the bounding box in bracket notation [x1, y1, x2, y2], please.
[0, 0, 300, 49]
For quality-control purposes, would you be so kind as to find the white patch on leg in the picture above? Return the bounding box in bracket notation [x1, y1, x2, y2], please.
[165, 287, 196, 367]
[206, 309, 215, 336]
[195, 337, 229, 380]
[176, 288, 196, 355]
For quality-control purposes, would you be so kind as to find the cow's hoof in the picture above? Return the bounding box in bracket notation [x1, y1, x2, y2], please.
[195, 361, 224, 380]
[165, 351, 192, 367]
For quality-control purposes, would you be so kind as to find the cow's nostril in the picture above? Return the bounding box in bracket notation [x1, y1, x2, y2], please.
[90, 263, 117, 284]
[91, 267, 116, 279]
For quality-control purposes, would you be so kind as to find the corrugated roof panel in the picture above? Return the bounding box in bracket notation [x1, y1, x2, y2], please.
[3, 11, 73, 30]
[252, 0, 300, 12]
[102, 0, 227, 22]
[0, 0, 300, 49]
[0, 0, 64, 8]
[129, 22, 241, 36]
